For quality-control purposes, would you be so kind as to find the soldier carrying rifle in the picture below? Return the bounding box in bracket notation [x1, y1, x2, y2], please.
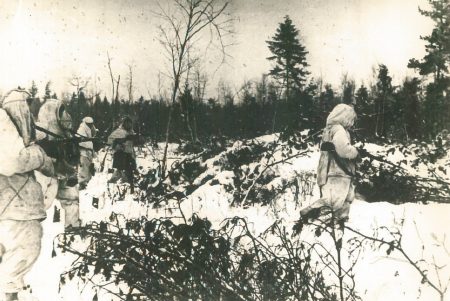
[107, 116, 137, 192]
[76, 116, 97, 190]
[0, 89, 55, 301]
[35, 99, 82, 229]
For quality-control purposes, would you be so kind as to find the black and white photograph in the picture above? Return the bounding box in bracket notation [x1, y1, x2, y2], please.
[0, 0, 449, 300]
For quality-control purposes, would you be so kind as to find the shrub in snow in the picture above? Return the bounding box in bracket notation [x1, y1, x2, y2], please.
[58, 214, 339, 301]
[356, 141, 450, 204]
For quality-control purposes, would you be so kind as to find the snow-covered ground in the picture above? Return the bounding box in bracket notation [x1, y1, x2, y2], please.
[27, 137, 450, 301]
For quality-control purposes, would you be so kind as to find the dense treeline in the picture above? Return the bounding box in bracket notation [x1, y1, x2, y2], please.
[26, 65, 449, 145]
[28, 0, 449, 144]
[27, 65, 448, 145]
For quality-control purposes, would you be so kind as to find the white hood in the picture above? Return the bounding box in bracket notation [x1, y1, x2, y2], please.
[1, 89, 34, 146]
[326, 103, 356, 129]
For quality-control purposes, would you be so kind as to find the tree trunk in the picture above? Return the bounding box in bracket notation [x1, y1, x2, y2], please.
[191, 98, 199, 142]
[107, 52, 115, 102]
[192, 105, 199, 142]
[161, 105, 174, 177]
[185, 105, 195, 143]
[115, 75, 121, 103]
[161, 77, 181, 177]
[272, 101, 278, 133]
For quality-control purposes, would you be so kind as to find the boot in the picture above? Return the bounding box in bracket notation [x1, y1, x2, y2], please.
[17, 286, 38, 301]
[4, 293, 18, 301]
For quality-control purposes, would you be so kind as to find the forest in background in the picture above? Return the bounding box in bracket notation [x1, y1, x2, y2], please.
[21, 0, 449, 147]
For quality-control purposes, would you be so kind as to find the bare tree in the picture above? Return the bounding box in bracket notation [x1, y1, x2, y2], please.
[106, 52, 122, 125]
[126, 63, 135, 103]
[67, 75, 90, 125]
[191, 67, 208, 140]
[115, 75, 121, 103]
[107, 52, 116, 102]
[107, 52, 122, 103]
[156, 0, 233, 177]
[69, 75, 90, 99]
[217, 79, 232, 105]
[193, 67, 207, 103]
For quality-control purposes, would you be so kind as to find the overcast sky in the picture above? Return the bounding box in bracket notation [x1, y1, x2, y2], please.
[0, 0, 433, 100]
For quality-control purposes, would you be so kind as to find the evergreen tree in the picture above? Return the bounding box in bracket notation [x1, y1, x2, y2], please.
[408, 0, 450, 83]
[44, 81, 52, 100]
[400, 78, 422, 140]
[179, 85, 197, 142]
[241, 90, 257, 137]
[27, 81, 40, 118]
[374, 65, 395, 137]
[28, 81, 38, 98]
[355, 84, 369, 107]
[299, 82, 317, 130]
[266, 15, 309, 99]
[342, 81, 355, 105]
[354, 84, 372, 136]
[319, 84, 337, 116]
[408, 0, 450, 135]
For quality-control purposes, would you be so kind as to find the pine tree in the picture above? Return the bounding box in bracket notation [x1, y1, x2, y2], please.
[400, 78, 422, 139]
[374, 65, 395, 137]
[408, 0, 450, 83]
[28, 81, 38, 98]
[342, 81, 355, 105]
[408, 0, 450, 135]
[28, 81, 40, 118]
[355, 84, 369, 107]
[319, 84, 336, 116]
[299, 81, 317, 130]
[354, 84, 372, 137]
[44, 81, 52, 100]
[179, 85, 197, 142]
[266, 15, 309, 99]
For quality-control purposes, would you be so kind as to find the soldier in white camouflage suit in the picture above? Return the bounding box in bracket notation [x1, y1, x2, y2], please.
[77, 116, 97, 190]
[36, 99, 81, 229]
[300, 104, 361, 236]
[0, 89, 54, 301]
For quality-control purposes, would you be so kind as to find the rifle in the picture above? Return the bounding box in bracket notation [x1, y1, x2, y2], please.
[320, 141, 355, 177]
[35, 124, 106, 165]
[98, 125, 113, 172]
[36, 124, 106, 144]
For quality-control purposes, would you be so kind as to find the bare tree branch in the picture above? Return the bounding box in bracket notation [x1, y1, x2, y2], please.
[107, 52, 116, 102]
[156, 0, 233, 177]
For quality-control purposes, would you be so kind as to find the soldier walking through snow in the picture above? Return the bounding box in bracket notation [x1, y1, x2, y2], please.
[300, 104, 363, 229]
[0, 89, 55, 301]
[107, 116, 137, 190]
[77, 116, 97, 190]
[36, 99, 81, 229]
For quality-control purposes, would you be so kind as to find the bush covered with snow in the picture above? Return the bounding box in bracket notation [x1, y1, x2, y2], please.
[58, 213, 339, 301]
[356, 140, 450, 204]
[41, 133, 450, 301]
